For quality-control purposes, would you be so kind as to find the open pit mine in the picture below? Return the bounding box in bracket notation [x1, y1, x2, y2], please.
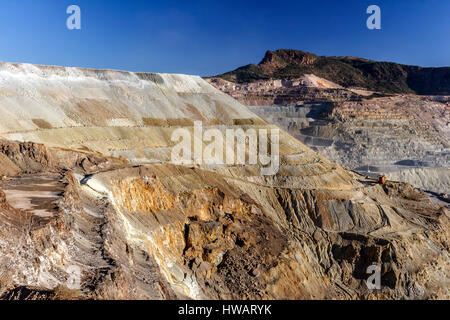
[0, 62, 448, 300]
[207, 50, 450, 197]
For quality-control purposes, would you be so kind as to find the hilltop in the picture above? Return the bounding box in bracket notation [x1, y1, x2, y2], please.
[213, 49, 450, 95]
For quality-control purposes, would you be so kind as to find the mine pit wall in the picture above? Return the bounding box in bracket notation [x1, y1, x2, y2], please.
[386, 168, 450, 196]
[75, 164, 449, 299]
[80, 166, 303, 299]
[79, 166, 303, 299]
[0, 63, 290, 172]
[80, 166, 329, 299]
[0, 63, 261, 135]
[249, 101, 450, 195]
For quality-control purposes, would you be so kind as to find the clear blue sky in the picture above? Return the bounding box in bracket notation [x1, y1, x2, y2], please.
[0, 0, 448, 76]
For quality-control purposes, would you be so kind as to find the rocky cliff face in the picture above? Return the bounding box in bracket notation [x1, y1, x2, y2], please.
[0, 64, 448, 300]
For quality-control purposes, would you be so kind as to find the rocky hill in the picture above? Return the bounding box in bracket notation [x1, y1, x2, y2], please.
[213, 49, 450, 95]
[0, 63, 448, 300]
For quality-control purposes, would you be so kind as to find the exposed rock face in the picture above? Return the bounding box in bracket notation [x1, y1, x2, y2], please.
[259, 50, 318, 72]
[0, 63, 448, 300]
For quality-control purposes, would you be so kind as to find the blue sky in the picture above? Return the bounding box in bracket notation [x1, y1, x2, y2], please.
[0, 0, 448, 76]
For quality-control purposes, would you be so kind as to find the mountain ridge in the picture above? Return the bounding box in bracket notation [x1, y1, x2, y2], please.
[213, 49, 450, 95]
